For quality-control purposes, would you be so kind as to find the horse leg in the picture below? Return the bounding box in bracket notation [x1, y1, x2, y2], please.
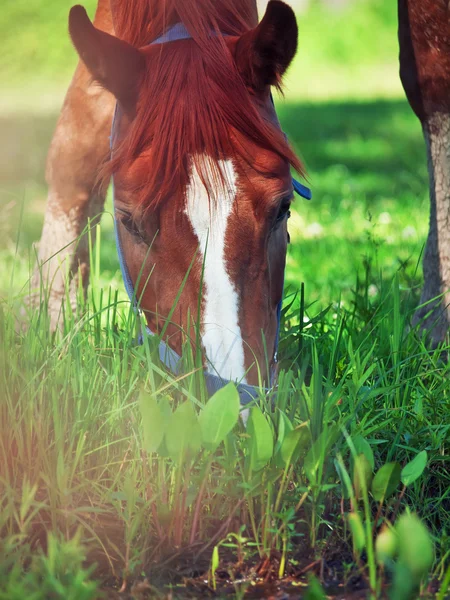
[28, 4, 114, 330]
[398, 0, 450, 345]
[413, 114, 450, 344]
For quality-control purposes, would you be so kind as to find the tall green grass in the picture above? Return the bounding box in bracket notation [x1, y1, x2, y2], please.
[1, 238, 449, 596]
[2, 2, 448, 596]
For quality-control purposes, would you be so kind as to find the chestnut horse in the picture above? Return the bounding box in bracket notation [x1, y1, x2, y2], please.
[399, 0, 450, 345]
[30, 0, 306, 393]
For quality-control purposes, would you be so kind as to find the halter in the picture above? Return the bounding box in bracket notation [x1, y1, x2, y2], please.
[111, 23, 312, 405]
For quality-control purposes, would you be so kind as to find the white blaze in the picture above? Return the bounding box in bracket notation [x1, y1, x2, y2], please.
[184, 156, 247, 383]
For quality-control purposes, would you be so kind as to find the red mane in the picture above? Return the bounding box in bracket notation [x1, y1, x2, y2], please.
[112, 0, 259, 47]
[109, 0, 304, 209]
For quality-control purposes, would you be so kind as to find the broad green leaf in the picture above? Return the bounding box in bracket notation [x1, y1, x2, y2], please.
[348, 511, 366, 553]
[139, 391, 165, 453]
[166, 401, 202, 462]
[305, 424, 339, 484]
[353, 435, 375, 470]
[396, 513, 434, 578]
[334, 457, 352, 500]
[371, 462, 401, 502]
[199, 383, 240, 451]
[401, 450, 427, 487]
[274, 411, 293, 455]
[159, 396, 173, 424]
[155, 397, 175, 458]
[247, 407, 274, 472]
[376, 525, 397, 566]
[353, 454, 373, 501]
[280, 422, 310, 466]
[243, 466, 281, 498]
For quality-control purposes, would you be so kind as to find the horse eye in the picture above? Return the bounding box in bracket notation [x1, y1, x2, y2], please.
[276, 198, 292, 223]
[121, 213, 147, 243]
[121, 213, 138, 234]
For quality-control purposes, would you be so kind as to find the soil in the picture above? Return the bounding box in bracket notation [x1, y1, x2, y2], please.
[97, 550, 373, 599]
[98, 549, 444, 599]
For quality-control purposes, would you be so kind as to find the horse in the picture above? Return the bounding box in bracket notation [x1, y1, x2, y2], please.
[398, 0, 450, 346]
[28, 0, 306, 395]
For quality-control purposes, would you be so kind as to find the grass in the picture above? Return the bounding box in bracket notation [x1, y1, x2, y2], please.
[1, 96, 449, 596]
[1, 0, 450, 597]
[1, 241, 450, 598]
[0, 0, 402, 110]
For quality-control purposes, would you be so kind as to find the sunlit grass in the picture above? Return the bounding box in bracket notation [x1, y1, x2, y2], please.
[1, 244, 449, 597]
[1, 0, 403, 104]
[2, 2, 449, 596]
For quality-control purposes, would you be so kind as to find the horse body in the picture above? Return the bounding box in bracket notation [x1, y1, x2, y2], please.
[31, 0, 302, 386]
[399, 0, 450, 344]
[29, 0, 114, 330]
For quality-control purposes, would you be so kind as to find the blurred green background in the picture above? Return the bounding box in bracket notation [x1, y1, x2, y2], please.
[0, 0, 428, 309]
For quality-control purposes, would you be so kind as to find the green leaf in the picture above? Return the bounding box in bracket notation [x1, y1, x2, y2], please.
[401, 450, 427, 487]
[247, 407, 274, 472]
[304, 424, 339, 484]
[280, 422, 309, 466]
[199, 383, 240, 451]
[396, 513, 434, 578]
[274, 411, 292, 455]
[348, 511, 366, 553]
[375, 525, 398, 566]
[353, 454, 373, 501]
[353, 435, 375, 470]
[139, 391, 165, 453]
[166, 401, 202, 462]
[371, 462, 401, 502]
[153, 397, 175, 457]
[159, 396, 173, 424]
[210, 545, 220, 591]
[334, 457, 352, 500]
[247, 467, 281, 497]
[211, 545, 220, 573]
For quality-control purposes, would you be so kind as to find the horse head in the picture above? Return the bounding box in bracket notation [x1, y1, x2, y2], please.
[69, 0, 304, 388]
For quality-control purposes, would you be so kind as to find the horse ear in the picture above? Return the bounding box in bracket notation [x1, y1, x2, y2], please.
[69, 5, 145, 115]
[235, 0, 298, 91]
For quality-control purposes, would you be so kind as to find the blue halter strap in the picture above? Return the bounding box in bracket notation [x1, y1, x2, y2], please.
[111, 23, 312, 405]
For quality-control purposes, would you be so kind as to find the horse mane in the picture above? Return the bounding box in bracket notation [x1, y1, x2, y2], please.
[108, 0, 304, 210]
